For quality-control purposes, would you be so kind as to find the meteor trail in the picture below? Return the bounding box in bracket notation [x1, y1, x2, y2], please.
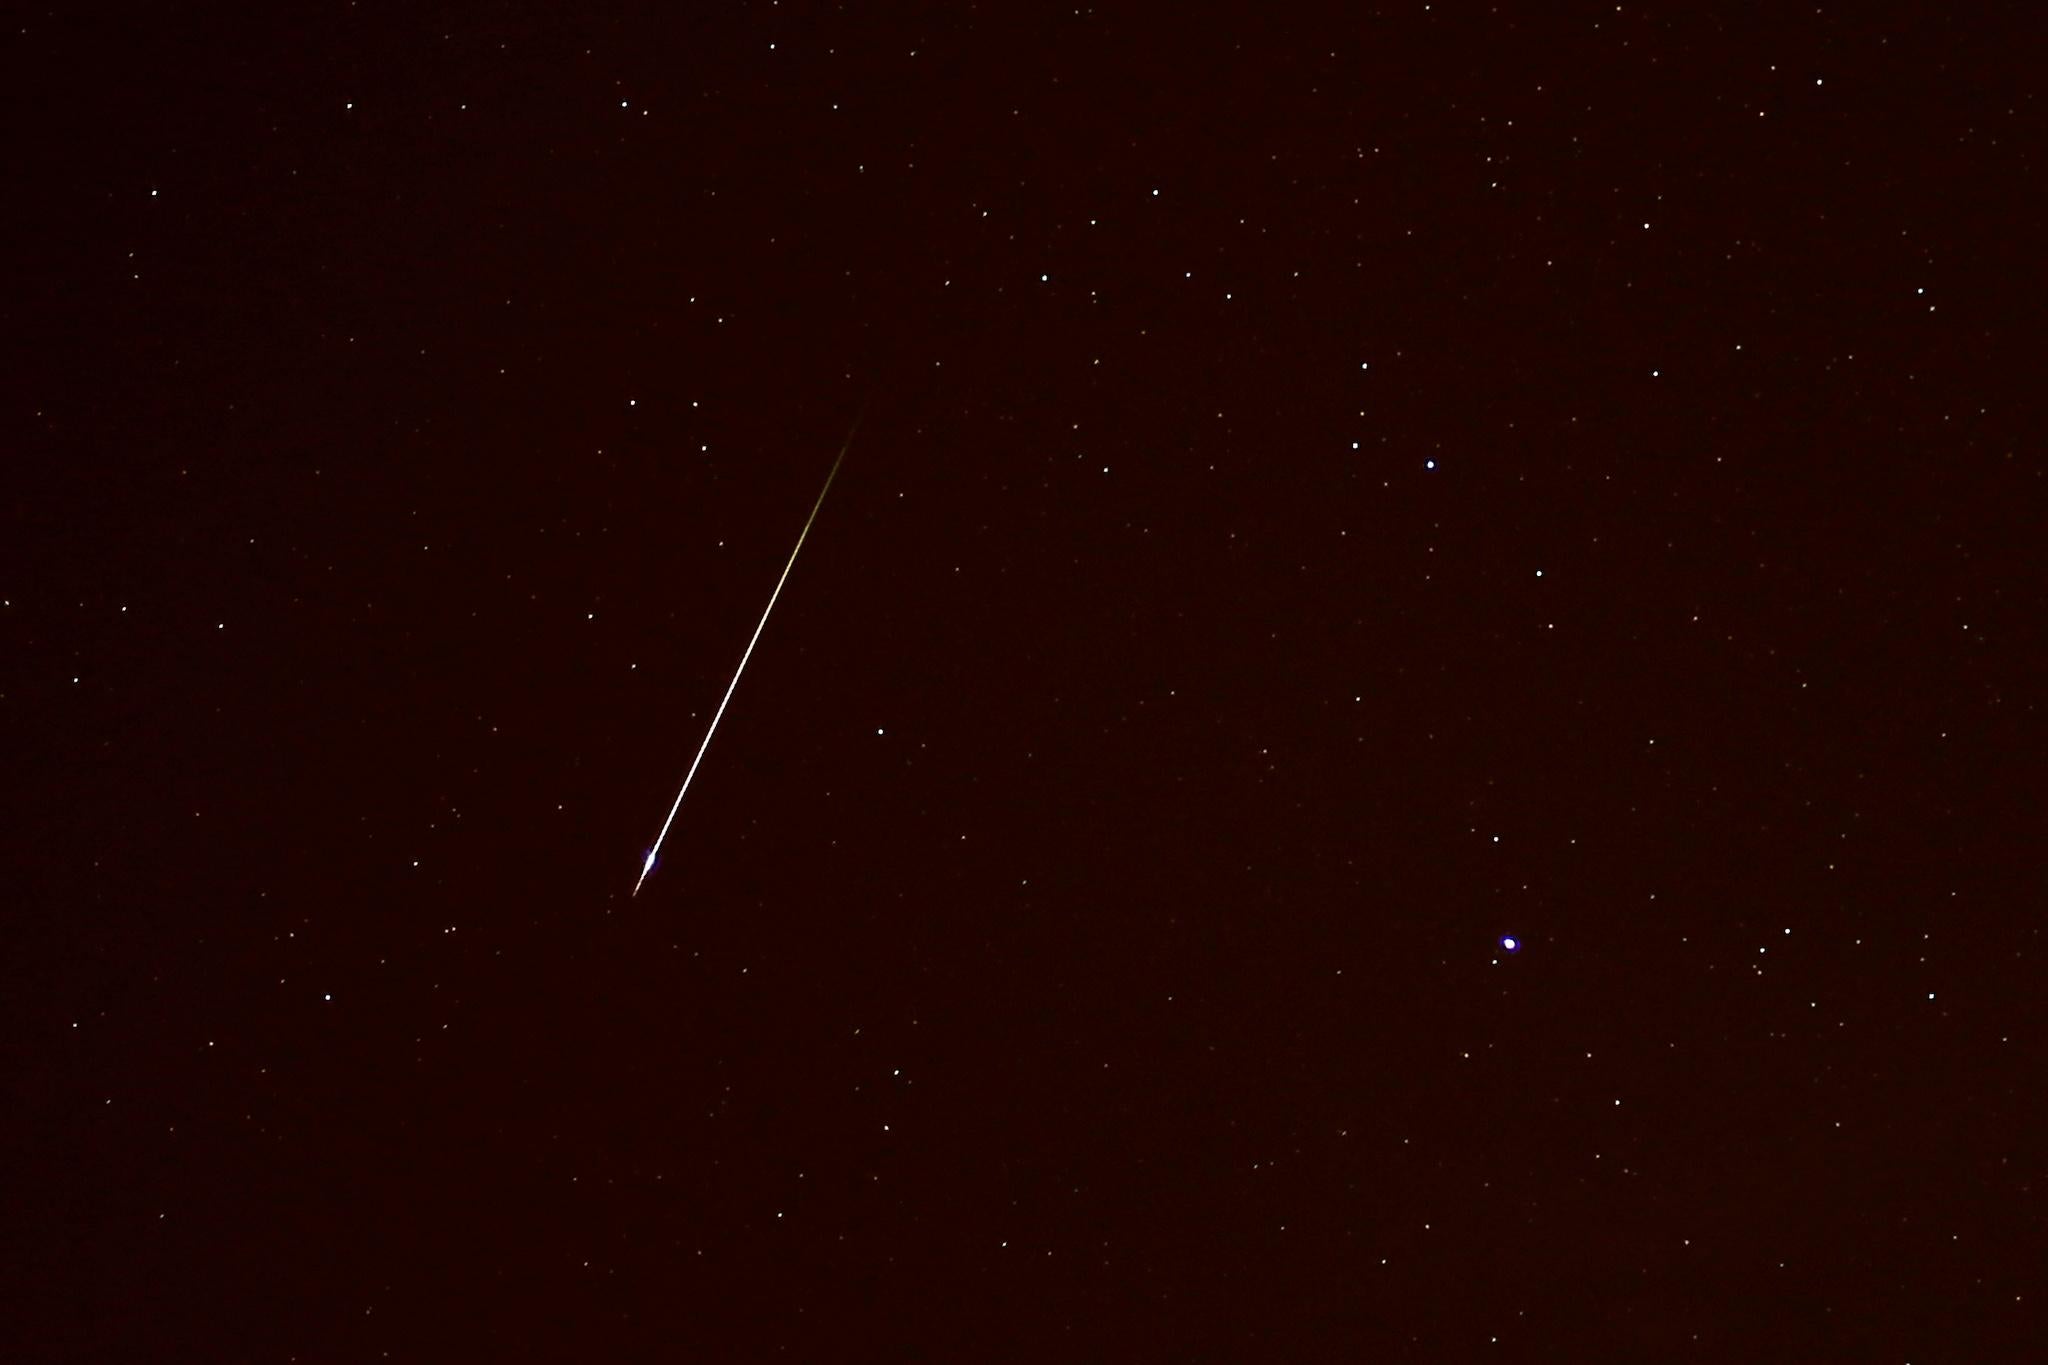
[632, 409, 864, 897]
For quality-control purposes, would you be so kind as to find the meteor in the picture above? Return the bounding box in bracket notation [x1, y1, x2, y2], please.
[632, 408, 863, 897]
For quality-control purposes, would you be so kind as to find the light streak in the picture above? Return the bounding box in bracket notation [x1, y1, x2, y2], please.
[633, 410, 863, 896]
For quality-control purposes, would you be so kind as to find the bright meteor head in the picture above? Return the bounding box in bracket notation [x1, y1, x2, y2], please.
[642, 850, 657, 876]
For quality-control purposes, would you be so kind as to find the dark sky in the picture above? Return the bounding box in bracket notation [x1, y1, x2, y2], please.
[12, 2, 2043, 1358]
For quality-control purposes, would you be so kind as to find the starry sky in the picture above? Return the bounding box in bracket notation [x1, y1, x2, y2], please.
[13, 2, 2043, 1358]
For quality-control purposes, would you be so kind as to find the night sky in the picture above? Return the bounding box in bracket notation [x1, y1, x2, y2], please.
[13, 2, 2044, 1358]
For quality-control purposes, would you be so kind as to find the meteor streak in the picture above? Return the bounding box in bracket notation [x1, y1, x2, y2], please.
[632, 409, 863, 896]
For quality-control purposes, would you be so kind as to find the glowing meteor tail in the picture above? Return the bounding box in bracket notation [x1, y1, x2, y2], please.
[632, 408, 864, 896]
